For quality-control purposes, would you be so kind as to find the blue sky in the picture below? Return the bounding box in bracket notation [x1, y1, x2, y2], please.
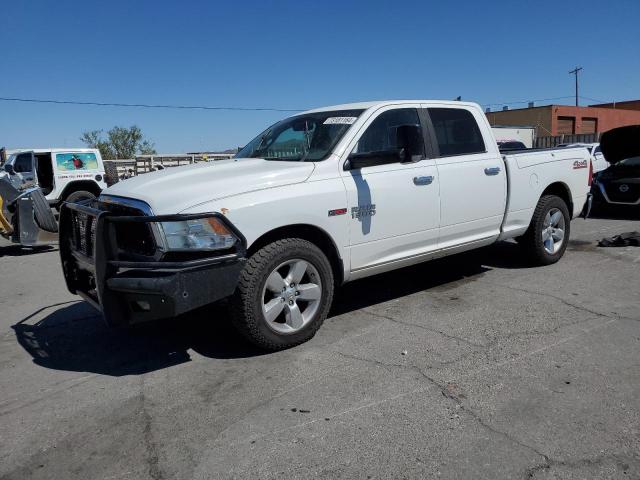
[1, 0, 639, 153]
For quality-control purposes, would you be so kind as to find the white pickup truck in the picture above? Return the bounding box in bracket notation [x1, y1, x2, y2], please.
[59, 100, 592, 350]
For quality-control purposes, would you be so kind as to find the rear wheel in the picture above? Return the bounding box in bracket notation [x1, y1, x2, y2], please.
[521, 195, 570, 265]
[64, 190, 96, 204]
[230, 238, 334, 350]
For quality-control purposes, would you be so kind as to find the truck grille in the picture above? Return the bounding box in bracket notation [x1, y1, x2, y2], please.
[71, 211, 97, 258]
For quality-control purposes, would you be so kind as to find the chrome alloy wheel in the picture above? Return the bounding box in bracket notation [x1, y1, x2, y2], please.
[261, 259, 322, 334]
[542, 207, 566, 254]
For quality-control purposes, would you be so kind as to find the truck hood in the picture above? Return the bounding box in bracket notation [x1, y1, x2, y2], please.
[104, 158, 315, 214]
[600, 125, 640, 163]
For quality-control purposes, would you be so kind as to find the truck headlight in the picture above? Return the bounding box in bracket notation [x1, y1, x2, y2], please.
[159, 217, 238, 251]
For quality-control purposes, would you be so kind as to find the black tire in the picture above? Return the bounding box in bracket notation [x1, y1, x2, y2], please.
[521, 195, 570, 266]
[65, 190, 96, 204]
[31, 188, 58, 233]
[230, 238, 335, 351]
[104, 161, 120, 186]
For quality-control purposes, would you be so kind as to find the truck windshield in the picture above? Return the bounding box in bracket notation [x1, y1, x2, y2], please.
[236, 109, 364, 161]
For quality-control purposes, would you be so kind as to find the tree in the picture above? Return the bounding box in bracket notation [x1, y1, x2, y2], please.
[80, 126, 157, 159]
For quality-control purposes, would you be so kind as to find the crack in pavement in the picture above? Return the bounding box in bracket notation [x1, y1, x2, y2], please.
[359, 305, 605, 372]
[329, 349, 552, 467]
[330, 344, 640, 480]
[481, 280, 639, 322]
[362, 307, 485, 348]
[524, 452, 639, 479]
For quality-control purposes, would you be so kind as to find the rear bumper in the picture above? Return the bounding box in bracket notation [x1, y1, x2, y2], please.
[580, 193, 593, 218]
[60, 201, 246, 327]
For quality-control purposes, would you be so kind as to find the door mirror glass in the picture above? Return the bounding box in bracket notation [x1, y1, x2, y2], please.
[4, 163, 15, 175]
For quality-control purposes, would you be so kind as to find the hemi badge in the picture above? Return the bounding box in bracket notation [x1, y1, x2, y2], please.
[328, 208, 347, 217]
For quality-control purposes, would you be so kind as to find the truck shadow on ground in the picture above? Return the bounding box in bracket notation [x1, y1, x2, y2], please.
[12, 241, 528, 376]
[0, 245, 56, 257]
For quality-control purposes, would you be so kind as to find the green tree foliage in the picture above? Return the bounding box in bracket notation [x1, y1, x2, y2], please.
[80, 126, 157, 159]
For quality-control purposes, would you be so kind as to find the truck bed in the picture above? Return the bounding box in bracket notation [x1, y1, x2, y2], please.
[499, 146, 591, 239]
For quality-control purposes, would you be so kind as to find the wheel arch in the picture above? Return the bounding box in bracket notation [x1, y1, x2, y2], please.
[540, 182, 573, 215]
[58, 180, 102, 202]
[248, 224, 345, 285]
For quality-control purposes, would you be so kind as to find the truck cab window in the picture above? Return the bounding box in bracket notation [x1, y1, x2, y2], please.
[428, 108, 485, 156]
[14, 154, 33, 173]
[353, 108, 424, 157]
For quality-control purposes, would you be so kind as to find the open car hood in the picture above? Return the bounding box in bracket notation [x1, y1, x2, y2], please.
[600, 125, 640, 164]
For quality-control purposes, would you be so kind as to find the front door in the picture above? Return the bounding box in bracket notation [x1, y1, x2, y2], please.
[341, 106, 440, 272]
[12, 151, 36, 190]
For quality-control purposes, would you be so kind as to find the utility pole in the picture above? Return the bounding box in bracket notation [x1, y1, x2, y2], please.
[569, 66, 583, 106]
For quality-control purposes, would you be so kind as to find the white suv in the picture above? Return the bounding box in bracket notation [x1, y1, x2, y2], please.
[1, 148, 107, 206]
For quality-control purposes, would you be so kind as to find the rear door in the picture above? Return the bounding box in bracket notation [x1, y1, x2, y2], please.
[424, 106, 506, 249]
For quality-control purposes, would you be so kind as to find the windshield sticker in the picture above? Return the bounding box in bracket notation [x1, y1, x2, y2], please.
[323, 117, 357, 125]
[56, 153, 98, 171]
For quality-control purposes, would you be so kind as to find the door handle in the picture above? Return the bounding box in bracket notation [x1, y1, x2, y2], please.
[413, 175, 434, 186]
[484, 167, 501, 176]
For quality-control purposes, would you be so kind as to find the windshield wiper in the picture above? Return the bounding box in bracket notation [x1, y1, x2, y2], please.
[262, 156, 303, 161]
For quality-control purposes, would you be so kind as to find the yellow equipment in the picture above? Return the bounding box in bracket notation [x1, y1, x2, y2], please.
[0, 193, 13, 235]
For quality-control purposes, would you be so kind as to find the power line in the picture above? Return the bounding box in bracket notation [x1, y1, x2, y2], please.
[579, 95, 610, 104]
[1, 94, 617, 113]
[480, 96, 575, 108]
[0, 96, 304, 112]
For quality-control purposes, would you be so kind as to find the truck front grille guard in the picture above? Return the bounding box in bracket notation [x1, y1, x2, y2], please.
[59, 200, 247, 317]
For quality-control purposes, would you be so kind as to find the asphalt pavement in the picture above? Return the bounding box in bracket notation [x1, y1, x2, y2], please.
[1, 212, 639, 479]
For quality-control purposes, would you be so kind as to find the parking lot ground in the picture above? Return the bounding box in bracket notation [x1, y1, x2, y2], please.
[1, 213, 639, 480]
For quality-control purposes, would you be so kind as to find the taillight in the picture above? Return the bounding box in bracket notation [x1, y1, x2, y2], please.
[588, 159, 593, 186]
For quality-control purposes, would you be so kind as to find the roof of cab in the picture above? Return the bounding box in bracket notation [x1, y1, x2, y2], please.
[301, 100, 481, 114]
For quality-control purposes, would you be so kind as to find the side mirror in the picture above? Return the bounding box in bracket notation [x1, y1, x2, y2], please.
[346, 150, 401, 170]
[4, 163, 15, 175]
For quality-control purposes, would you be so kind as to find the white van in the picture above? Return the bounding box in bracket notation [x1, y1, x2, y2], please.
[1, 148, 107, 206]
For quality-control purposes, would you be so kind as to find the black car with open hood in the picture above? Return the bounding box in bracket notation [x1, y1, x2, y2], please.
[593, 125, 640, 207]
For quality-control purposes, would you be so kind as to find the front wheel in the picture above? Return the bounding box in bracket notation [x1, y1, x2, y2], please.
[521, 195, 570, 265]
[230, 238, 334, 350]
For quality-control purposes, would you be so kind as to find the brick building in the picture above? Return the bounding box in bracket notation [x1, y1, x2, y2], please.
[485, 101, 640, 137]
[589, 99, 640, 111]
